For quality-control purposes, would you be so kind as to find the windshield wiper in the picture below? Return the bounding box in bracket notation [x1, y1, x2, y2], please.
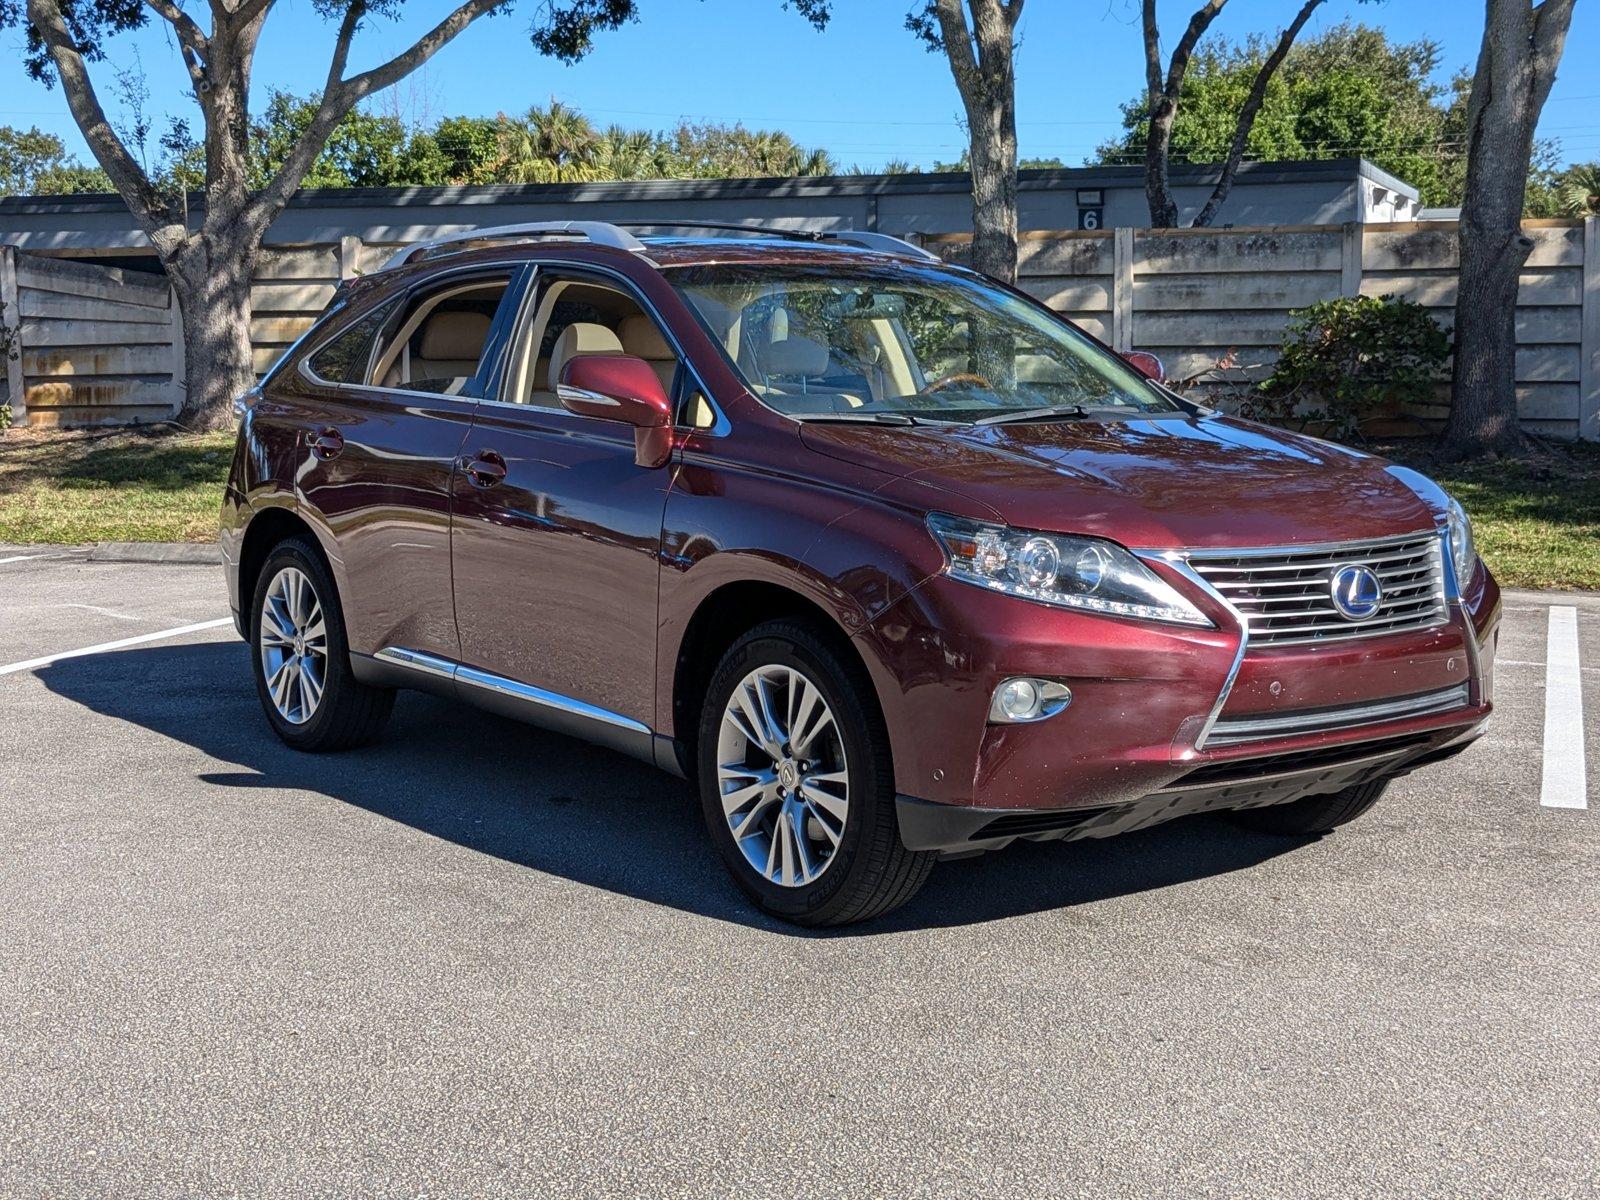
[972, 404, 1097, 426]
[792, 411, 921, 426]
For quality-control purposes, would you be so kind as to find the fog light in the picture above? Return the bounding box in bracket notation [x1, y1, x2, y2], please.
[989, 677, 1072, 723]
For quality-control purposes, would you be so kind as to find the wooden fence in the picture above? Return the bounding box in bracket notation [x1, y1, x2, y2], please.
[923, 217, 1600, 442]
[0, 246, 183, 426]
[4, 219, 1597, 440]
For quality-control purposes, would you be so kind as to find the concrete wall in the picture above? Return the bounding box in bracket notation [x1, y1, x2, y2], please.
[926, 218, 1599, 442]
[0, 247, 183, 426]
[12, 215, 1590, 442]
[0, 159, 1419, 263]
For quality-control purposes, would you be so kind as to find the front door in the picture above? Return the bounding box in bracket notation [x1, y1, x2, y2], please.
[449, 265, 684, 731]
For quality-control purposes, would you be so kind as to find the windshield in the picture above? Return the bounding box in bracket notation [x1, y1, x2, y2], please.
[666, 261, 1181, 423]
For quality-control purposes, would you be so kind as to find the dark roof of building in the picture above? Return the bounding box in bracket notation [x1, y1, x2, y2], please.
[0, 156, 1416, 215]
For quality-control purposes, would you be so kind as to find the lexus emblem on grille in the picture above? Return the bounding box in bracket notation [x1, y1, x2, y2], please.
[1330, 565, 1383, 620]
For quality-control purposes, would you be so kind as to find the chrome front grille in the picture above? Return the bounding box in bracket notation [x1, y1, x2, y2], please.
[1186, 531, 1448, 647]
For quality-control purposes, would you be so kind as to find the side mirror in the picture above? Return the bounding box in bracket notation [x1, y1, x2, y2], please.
[1124, 351, 1164, 382]
[558, 354, 675, 468]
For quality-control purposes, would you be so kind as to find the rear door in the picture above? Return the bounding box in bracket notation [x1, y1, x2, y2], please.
[449, 264, 687, 731]
[293, 265, 528, 662]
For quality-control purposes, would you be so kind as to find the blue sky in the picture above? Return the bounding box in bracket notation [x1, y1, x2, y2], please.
[4, 0, 1598, 172]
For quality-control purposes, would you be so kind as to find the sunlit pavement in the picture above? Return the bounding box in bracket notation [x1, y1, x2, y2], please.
[1, 550, 1596, 1198]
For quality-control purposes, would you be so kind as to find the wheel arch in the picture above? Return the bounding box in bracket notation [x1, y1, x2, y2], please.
[669, 578, 885, 779]
[238, 506, 329, 628]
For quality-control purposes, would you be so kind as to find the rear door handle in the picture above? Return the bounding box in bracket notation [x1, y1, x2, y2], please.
[305, 427, 344, 459]
[462, 450, 507, 488]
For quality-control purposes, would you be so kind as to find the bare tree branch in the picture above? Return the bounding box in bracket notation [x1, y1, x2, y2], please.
[340, 0, 510, 100]
[931, 0, 980, 102]
[1190, 0, 1323, 228]
[1530, 0, 1576, 109]
[143, 0, 209, 53]
[230, 0, 275, 26]
[1163, 0, 1226, 95]
[242, 0, 508, 234]
[1141, 0, 1227, 227]
[24, 0, 184, 250]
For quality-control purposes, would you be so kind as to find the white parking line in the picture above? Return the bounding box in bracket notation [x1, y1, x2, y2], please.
[0, 619, 234, 678]
[1539, 606, 1588, 810]
[0, 554, 45, 565]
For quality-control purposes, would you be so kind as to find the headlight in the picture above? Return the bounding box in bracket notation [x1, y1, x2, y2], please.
[1445, 494, 1477, 590]
[927, 514, 1212, 627]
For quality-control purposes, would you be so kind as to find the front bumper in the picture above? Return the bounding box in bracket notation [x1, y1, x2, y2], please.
[857, 558, 1499, 851]
[897, 720, 1482, 854]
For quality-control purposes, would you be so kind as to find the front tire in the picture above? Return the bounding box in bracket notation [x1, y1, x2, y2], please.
[249, 537, 394, 752]
[697, 620, 935, 927]
[1229, 778, 1390, 836]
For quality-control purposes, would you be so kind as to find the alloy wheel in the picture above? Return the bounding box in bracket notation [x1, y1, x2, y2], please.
[258, 565, 328, 725]
[716, 664, 850, 887]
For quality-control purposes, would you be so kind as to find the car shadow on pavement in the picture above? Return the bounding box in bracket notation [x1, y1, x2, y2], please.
[38, 640, 1306, 936]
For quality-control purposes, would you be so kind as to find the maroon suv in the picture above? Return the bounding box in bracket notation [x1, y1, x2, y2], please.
[222, 220, 1499, 926]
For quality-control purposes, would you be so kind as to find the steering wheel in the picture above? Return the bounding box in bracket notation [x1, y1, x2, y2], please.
[915, 372, 992, 397]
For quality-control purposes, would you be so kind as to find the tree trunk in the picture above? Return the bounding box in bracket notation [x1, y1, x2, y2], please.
[969, 103, 1019, 284]
[1444, 0, 1576, 457]
[169, 237, 258, 432]
[1143, 97, 1180, 228]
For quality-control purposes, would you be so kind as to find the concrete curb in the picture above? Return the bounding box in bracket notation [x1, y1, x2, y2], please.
[84, 542, 222, 565]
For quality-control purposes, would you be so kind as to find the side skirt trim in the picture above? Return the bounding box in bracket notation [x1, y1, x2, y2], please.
[360, 646, 658, 766]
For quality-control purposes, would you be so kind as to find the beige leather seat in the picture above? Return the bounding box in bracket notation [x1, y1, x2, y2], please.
[412, 311, 491, 389]
[750, 334, 862, 413]
[618, 314, 678, 391]
[759, 333, 830, 381]
[547, 322, 624, 392]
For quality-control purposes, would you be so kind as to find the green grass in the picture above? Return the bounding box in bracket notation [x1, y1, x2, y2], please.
[1386, 441, 1600, 593]
[1, 426, 1595, 592]
[0, 427, 234, 544]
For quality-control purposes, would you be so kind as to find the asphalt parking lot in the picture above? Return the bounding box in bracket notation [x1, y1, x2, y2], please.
[2, 548, 1596, 1198]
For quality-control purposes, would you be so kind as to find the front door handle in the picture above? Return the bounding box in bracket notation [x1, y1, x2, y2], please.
[305, 427, 344, 460]
[463, 450, 507, 488]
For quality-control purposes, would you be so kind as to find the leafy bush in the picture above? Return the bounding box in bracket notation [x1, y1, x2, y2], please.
[1244, 295, 1451, 439]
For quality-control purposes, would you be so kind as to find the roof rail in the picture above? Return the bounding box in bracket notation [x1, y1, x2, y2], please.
[382, 220, 647, 270]
[617, 221, 941, 262]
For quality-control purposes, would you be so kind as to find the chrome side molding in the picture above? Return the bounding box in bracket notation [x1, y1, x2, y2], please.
[366, 646, 656, 764]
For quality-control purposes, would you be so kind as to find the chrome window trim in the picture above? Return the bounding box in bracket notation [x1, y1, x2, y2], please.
[296, 263, 522, 399]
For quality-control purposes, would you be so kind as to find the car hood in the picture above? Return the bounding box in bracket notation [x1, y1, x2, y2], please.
[799, 413, 1439, 550]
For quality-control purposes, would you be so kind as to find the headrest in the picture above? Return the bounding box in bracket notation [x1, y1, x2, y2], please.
[618, 314, 673, 361]
[760, 334, 830, 378]
[548, 322, 624, 392]
[418, 310, 491, 361]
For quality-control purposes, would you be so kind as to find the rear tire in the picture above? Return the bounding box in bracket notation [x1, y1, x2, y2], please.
[249, 537, 394, 752]
[1229, 778, 1390, 836]
[697, 619, 935, 927]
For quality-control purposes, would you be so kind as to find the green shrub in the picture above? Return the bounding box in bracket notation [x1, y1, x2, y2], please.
[1244, 294, 1451, 439]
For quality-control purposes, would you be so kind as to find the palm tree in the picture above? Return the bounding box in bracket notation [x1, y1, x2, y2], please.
[595, 124, 670, 180]
[795, 147, 837, 177]
[496, 100, 604, 183]
[1557, 164, 1600, 216]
